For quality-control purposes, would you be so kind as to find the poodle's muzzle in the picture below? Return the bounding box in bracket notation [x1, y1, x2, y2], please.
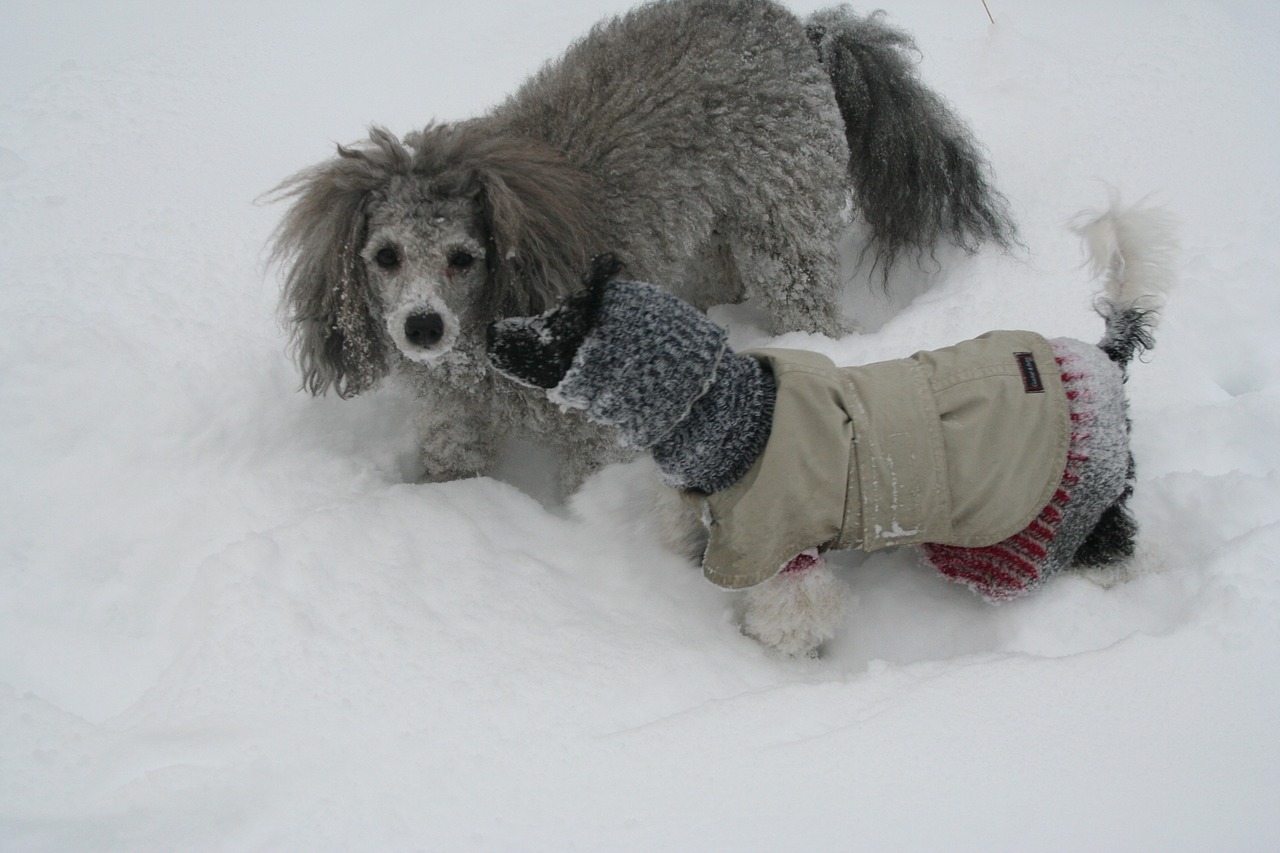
[388, 297, 459, 363]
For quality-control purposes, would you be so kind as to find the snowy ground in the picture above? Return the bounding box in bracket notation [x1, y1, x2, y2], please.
[2, 1, 1278, 850]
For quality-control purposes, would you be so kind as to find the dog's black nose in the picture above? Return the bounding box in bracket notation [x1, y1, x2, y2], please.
[405, 312, 445, 347]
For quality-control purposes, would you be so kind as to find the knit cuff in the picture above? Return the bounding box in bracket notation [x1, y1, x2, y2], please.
[551, 281, 730, 449]
[652, 353, 776, 493]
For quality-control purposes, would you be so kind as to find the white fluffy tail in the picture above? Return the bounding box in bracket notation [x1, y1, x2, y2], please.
[1072, 198, 1178, 365]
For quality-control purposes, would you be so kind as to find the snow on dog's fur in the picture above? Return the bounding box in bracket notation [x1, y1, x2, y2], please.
[268, 0, 1013, 488]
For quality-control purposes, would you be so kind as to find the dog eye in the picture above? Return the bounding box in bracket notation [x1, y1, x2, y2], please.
[447, 249, 476, 270]
[373, 246, 400, 269]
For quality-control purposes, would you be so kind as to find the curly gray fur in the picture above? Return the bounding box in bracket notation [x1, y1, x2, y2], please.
[267, 0, 1015, 487]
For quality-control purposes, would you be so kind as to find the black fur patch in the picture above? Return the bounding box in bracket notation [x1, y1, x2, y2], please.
[1101, 306, 1158, 368]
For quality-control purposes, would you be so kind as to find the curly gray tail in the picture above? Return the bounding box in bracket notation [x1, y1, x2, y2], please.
[1073, 201, 1179, 369]
[805, 8, 1017, 277]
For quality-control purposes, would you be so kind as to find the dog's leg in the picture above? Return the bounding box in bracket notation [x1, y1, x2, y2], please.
[411, 387, 499, 483]
[747, 245, 846, 337]
[741, 549, 849, 658]
[726, 209, 847, 338]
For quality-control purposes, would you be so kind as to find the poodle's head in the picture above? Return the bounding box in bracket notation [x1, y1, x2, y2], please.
[268, 124, 602, 397]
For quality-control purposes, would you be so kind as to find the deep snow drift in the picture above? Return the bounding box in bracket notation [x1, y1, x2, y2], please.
[2, 1, 1278, 850]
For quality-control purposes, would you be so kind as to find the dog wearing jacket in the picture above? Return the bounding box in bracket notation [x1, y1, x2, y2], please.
[487, 202, 1177, 657]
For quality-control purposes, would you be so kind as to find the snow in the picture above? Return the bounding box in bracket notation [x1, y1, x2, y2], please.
[2, 0, 1278, 849]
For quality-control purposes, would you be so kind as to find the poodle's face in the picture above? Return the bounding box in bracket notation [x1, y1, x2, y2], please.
[361, 178, 490, 364]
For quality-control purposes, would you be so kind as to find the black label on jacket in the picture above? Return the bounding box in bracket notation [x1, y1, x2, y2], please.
[1015, 352, 1045, 393]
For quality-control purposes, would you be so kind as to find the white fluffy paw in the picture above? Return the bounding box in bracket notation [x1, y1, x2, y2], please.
[741, 550, 849, 658]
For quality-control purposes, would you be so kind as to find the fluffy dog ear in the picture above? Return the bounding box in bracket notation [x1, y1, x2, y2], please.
[472, 138, 604, 315]
[267, 131, 403, 397]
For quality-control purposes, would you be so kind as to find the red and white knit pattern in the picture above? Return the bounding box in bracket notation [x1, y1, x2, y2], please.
[920, 345, 1099, 602]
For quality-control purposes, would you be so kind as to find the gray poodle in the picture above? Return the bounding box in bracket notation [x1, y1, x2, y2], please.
[269, 0, 1014, 490]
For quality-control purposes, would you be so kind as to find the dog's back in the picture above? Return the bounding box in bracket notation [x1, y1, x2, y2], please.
[486, 0, 850, 331]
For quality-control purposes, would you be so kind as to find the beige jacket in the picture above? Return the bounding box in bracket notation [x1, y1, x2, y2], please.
[688, 332, 1070, 589]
